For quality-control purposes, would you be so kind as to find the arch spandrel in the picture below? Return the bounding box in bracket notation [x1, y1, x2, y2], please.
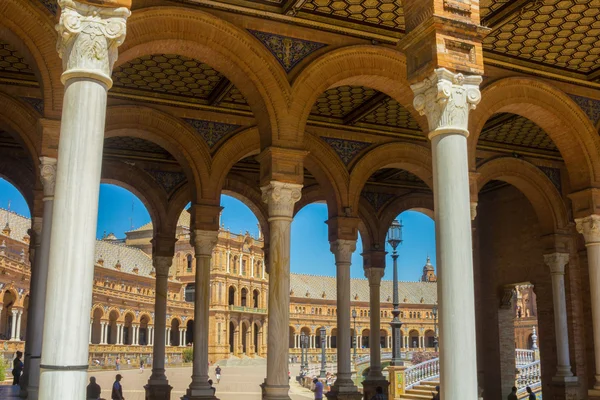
[120, 7, 291, 149]
[469, 77, 600, 191]
[476, 157, 569, 235]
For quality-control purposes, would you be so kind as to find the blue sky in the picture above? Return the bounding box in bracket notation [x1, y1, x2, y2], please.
[0, 179, 436, 281]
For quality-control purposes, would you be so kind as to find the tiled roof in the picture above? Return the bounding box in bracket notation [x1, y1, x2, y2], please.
[290, 273, 437, 304]
[0, 208, 31, 243]
[95, 240, 153, 276]
[129, 210, 190, 232]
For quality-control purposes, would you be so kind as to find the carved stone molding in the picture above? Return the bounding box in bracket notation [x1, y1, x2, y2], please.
[411, 68, 482, 138]
[191, 230, 219, 256]
[364, 267, 385, 285]
[261, 181, 302, 219]
[56, 0, 131, 87]
[576, 215, 600, 245]
[470, 201, 478, 221]
[39, 156, 57, 199]
[330, 239, 356, 264]
[544, 252, 569, 275]
[499, 286, 516, 310]
[153, 256, 172, 277]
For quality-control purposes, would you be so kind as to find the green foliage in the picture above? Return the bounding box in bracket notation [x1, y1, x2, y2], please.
[183, 347, 194, 363]
[0, 357, 8, 382]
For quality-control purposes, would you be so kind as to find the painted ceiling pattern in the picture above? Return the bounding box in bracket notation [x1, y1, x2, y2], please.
[568, 94, 600, 125]
[103, 137, 175, 161]
[479, 113, 559, 153]
[301, 0, 406, 30]
[0, 41, 34, 77]
[183, 119, 241, 148]
[479, 0, 512, 19]
[248, 30, 326, 72]
[361, 191, 395, 211]
[321, 137, 371, 165]
[312, 86, 379, 118]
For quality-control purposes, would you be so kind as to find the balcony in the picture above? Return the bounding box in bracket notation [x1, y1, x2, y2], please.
[228, 305, 267, 314]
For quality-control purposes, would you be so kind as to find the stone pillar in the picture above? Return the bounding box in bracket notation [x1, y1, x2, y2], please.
[498, 287, 517, 400]
[185, 229, 218, 399]
[39, 1, 130, 398]
[260, 181, 302, 400]
[543, 253, 575, 379]
[145, 255, 173, 399]
[16, 310, 23, 340]
[251, 255, 255, 278]
[150, 326, 154, 346]
[262, 259, 265, 280]
[329, 239, 361, 399]
[89, 321, 93, 344]
[239, 255, 243, 276]
[226, 250, 230, 273]
[411, 68, 481, 400]
[180, 328, 186, 347]
[10, 309, 18, 340]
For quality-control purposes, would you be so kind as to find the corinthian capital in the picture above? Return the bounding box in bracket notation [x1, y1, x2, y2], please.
[543, 252, 569, 275]
[411, 68, 482, 138]
[261, 181, 302, 219]
[191, 230, 219, 256]
[56, 0, 131, 87]
[39, 157, 57, 199]
[330, 239, 356, 264]
[364, 267, 385, 285]
[153, 256, 173, 277]
[576, 215, 600, 245]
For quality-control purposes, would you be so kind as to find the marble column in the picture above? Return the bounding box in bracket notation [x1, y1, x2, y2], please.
[261, 181, 302, 400]
[330, 239, 359, 395]
[251, 255, 255, 278]
[185, 229, 218, 399]
[150, 326, 154, 346]
[39, 2, 130, 398]
[146, 256, 173, 398]
[23, 157, 56, 399]
[364, 267, 385, 380]
[89, 321, 93, 344]
[411, 68, 481, 400]
[543, 253, 575, 379]
[16, 310, 23, 340]
[226, 250, 230, 273]
[10, 309, 18, 340]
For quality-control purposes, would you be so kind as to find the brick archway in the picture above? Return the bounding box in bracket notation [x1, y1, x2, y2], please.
[469, 77, 600, 191]
[0, 93, 41, 169]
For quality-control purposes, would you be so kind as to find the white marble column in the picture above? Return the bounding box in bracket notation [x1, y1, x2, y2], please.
[89, 321, 93, 344]
[10, 309, 18, 340]
[331, 239, 358, 393]
[239, 255, 243, 276]
[544, 253, 575, 379]
[251, 255, 255, 278]
[185, 230, 218, 399]
[180, 328, 186, 347]
[226, 250, 230, 273]
[39, 2, 130, 398]
[147, 256, 173, 394]
[412, 68, 481, 400]
[150, 326, 154, 346]
[134, 325, 140, 345]
[261, 181, 302, 400]
[262, 259, 266, 280]
[100, 322, 107, 345]
[365, 267, 385, 380]
[166, 328, 170, 346]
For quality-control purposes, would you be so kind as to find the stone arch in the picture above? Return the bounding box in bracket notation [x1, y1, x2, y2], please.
[294, 184, 326, 217]
[378, 193, 435, 245]
[0, 93, 41, 170]
[477, 158, 569, 235]
[0, 155, 35, 214]
[222, 174, 268, 237]
[290, 45, 426, 144]
[357, 200, 378, 251]
[104, 105, 210, 203]
[469, 77, 600, 190]
[0, 0, 63, 114]
[165, 184, 192, 238]
[120, 7, 290, 148]
[101, 160, 168, 236]
[349, 142, 433, 213]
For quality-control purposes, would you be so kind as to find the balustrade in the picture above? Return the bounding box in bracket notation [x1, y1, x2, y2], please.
[515, 360, 541, 393]
[515, 349, 535, 366]
[404, 357, 440, 390]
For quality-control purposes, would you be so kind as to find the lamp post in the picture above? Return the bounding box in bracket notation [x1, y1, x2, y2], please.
[352, 308, 357, 364]
[319, 327, 327, 378]
[432, 304, 438, 353]
[388, 219, 403, 366]
[300, 332, 307, 372]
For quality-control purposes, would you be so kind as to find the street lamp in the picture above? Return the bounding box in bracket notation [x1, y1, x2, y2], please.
[432, 304, 438, 352]
[319, 327, 327, 378]
[300, 332, 307, 372]
[352, 308, 357, 364]
[387, 219, 403, 366]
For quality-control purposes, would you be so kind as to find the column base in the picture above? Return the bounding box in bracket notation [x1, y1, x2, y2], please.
[144, 383, 173, 400]
[181, 388, 220, 400]
[551, 376, 578, 400]
[362, 379, 389, 400]
[325, 389, 362, 400]
[260, 381, 291, 400]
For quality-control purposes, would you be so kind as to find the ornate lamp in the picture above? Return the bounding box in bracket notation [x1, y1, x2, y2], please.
[388, 219, 403, 366]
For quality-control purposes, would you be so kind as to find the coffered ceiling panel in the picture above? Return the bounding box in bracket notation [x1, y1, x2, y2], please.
[480, 0, 512, 19]
[0, 40, 36, 83]
[356, 97, 421, 130]
[104, 137, 175, 161]
[301, 0, 405, 30]
[368, 168, 428, 188]
[310, 86, 379, 118]
[479, 113, 559, 153]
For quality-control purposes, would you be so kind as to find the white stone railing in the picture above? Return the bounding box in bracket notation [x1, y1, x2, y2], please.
[515, 349, 535, 366]
[515, 360, 541, 393]
[404, 357, 440, 390]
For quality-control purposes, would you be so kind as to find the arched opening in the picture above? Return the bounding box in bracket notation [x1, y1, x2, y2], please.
[331, 328, 338, 349]
[289, 326, 296, 349]
[241, 321, 248, 354]
[424, 330, 435, 348]
[186, 319, 194, 345]
[241, 288, 248, 307]
[139, 315, 150, 346]
[170, 319, 181, 347]
[229, 321, 235, 354]
[361, 329, 370, 349]
[123, 313, 134, 345]
[185, 284, 195, 302]
[253, 322, 260, 355]
[315, 326, 325, 349]
[108, 310, 119, 345]
[409, 330, 419, 349]
[1, 290, 16, 340]
[228, 286, 236, 306]
[380, 329, 388, 349]
[187, 254, 193, 272]
[252, 289, 260, 308]
[91, 308, 103, 344]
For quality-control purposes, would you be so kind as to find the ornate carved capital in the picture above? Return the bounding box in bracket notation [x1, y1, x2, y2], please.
[261, 181, 302, 219]
[31, 217, 43, 238]
[191, 229, 219, 257]
[411, 68, 482, 138]
[39, 156, 57, 199]
[576, 215, 600, 245]
[330, 239, 356, 264]
[544, 252, 569, 275]
[56, 0, 131, 87]
[153, 256, 173, 277]
[470, 201, 478, 221]
[499, 286, 516, 310]
[364, 267, 385, 285]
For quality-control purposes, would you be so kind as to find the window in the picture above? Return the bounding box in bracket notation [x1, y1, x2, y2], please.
[185, 284, 195, 302]
[186, 254, 193, 272]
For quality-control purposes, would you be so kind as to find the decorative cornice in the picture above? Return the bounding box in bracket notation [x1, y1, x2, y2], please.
[330, 239, 356, 264]
[153, 255, 172, 277]
[39, 156, 57, 199]
[470, 201, 477, 221]
[411, 68, 482, 138]
[321, 137, 370, 166]
[261, 181, 302, 219]
[56, 0, 131, 87]
[543, 252, 569, 275]
[191, 230, 219, 256]
[576, 215, 600, 245]
[183, 119, 241, 148]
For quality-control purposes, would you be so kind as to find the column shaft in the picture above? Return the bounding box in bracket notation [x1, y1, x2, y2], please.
[148, 256, 172, 388]
[365, 268, 384, 379]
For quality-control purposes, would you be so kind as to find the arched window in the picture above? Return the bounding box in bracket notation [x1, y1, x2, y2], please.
[185, 284, 195, 302]
[241, 288, 248, 307]
[228, 286, 236, 306]
[253, 289, 260, 308]
[187, 254, 193, 272]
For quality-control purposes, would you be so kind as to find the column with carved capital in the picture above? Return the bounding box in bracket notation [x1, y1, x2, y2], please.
[40, 1, 130, 398]
[328, 239, 360, 399]
[260, 181, 302, 400]
[543, 253, 576, 380]
[364, 265, 386, 378]
[145, 255, 173, 399]
[576, 215, 600, 391]
[185, 229, 219, 399]
[411, 69, 481, 400]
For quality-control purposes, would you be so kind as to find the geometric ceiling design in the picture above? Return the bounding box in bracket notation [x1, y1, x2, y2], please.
[358, 97, 421, 130]
[301, 0, 406, 30]
[368, 168, 428, 188]
[0, 40, 36, 83]
[103, 137, 176, 161]
[311, 86, 379, 118]
[479, 0, 512, 19]
[479, 113, 559, 154]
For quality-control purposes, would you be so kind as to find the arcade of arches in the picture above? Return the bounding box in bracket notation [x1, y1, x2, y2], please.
[1, 0, 600, 400]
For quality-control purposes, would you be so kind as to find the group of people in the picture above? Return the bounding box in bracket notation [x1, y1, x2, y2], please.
[509, 385, 538, 400]
[85, 374, 125, 400]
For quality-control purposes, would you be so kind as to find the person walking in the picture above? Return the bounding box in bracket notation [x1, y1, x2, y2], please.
[312, 378, 324, 400]
[215, 365, 222, 383]
[86, 376, 102, 400]
[371, 386, 387, 400]
[112, 374, 124, 400]
[508, 386, 518, 400]
[432, 386, 440, 400]
[139, 358, 144, 373]
[12, 351, 23, 385]
[526, 386, 536, 400]
[115, 357, 120, 371]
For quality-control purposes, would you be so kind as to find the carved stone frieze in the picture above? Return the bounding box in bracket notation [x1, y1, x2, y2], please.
[261, 181, 302, 219]
[39, 156, 57, 199]
[411, 68, 482, 138]
[56, 0, 131, 86]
